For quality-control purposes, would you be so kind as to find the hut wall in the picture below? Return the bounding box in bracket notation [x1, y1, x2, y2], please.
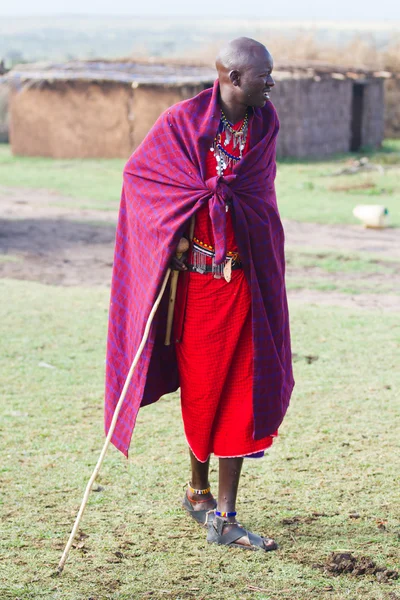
[8, 73, 386, 159]
[271, 79, 306, 158]
[9, 81, 134, 158]
[361, 79, 384, 149]
[274, 78, 353, 158]
[0, 81, 9, 143]
[131, 84, 206, 149]
[384, 78, 400, 138]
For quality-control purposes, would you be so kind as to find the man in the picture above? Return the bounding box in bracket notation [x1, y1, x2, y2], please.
[105, 37, 294, 551]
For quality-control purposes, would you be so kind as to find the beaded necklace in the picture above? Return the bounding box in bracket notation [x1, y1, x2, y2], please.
[210, 109, 249, 176]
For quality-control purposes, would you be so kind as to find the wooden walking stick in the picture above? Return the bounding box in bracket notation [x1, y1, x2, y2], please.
[165, 237, 189, 346]
[57, 267, 171, 574]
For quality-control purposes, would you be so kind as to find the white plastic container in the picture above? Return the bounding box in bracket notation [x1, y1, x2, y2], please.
[353, 205, 389, 228]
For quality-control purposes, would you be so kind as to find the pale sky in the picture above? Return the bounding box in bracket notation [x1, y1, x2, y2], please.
[1, 0, 400, 20]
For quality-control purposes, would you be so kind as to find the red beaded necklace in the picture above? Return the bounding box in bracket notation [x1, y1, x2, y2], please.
[210, 109, 249, 176]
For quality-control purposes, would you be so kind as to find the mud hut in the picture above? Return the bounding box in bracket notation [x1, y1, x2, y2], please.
[6, 60, 386, 159]
[273, 64, 385, 157]
[0, 80, 9, 143]
[6, 61, 215, 159]
[384, 74, 400, 138]
[0, 62, 10, 142]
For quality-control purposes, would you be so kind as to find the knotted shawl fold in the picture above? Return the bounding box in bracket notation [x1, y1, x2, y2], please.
[105, 80, 294, 456]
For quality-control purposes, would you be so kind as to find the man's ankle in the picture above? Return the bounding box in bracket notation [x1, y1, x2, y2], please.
[188, 482, 211, 497]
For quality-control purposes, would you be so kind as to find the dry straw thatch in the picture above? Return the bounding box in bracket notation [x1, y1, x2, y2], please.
[3, 56, 396, 92]
[3, 60, 217, 88]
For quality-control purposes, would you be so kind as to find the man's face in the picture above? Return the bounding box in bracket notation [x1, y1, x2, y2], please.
[235, 51, 275, 108]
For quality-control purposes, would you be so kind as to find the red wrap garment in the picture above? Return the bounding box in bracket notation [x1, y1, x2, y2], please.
[175, 118, 277, 462]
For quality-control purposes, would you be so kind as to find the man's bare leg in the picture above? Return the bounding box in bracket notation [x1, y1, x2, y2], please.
[186, 449, 216, 511]
[188, 452, 276, 549]
[218, 457, 243, 513]
[218, 457, 276, 549]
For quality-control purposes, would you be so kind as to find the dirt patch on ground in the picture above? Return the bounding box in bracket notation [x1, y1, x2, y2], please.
[283, 218, 400, 259]
[0, 186, 119, 222]
[0, 187, 116, 286]
[0, 216, 116, 286]
[323, 552, 398, 582]
[1, 187, 399, 310]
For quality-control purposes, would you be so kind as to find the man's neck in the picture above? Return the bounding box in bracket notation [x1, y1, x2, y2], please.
[219, 95, 247, 125]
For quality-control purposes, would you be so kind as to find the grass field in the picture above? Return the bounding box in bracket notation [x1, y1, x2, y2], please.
[1, 141, 400, 225]
[285, 248, 400, 296]
[0, 280, 399, 599]
[0, 141, 399, 599]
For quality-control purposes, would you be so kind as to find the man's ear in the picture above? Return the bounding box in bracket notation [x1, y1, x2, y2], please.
[229, 70, 240, 87]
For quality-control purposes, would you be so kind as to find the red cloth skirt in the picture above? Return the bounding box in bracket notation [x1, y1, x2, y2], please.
[175, 268, 277, 462]
[175, 114, 277, 462]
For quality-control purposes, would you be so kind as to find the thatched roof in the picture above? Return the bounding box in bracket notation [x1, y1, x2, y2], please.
[4, 60, 216, 87]
[3, 59, 395, 89]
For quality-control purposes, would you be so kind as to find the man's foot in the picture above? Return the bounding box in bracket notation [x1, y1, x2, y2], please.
[182, 484, 217, 527]
[207, 515, 278, 551]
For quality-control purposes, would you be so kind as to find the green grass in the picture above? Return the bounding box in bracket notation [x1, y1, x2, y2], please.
[0, 254, 21, 263]
[287, 278, 399, 295]
[285, 248, 400, 296]
[0, 278, 399, 600]
[1, 141, 399, 224]
[277, 140, 400, 226]
[286, 249, 398, 275]
[0, 145, 125, 210]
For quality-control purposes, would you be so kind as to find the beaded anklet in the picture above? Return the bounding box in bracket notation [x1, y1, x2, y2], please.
[188, 483, 211, 496]
[216, 510, 237, 518]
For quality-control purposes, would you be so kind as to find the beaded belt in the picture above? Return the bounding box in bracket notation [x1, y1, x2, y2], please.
[190, 237, 241, 280]
[187, 262, 242, 274]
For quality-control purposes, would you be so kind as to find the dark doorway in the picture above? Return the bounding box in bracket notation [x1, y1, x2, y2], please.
[350, 83, 365, 151]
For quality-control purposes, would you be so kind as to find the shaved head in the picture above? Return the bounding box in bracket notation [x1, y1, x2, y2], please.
[216, 37, 271, 74]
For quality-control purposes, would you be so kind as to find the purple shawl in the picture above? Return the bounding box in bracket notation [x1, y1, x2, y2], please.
[105, 80, 294, 456]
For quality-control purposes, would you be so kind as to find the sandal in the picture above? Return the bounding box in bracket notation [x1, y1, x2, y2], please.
[207, 514, 278, 551]
[182, 484, 217, 528]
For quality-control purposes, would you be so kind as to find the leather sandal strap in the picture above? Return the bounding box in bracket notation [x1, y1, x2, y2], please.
[247, 529, 272, 549]
[211, 516, 277, 551]
[182, 493, 217, 526]
[213, 517, 248, 545]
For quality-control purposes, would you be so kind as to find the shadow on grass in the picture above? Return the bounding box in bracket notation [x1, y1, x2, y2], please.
[0, 218, 116, 286]
[0, 218, 116, 254]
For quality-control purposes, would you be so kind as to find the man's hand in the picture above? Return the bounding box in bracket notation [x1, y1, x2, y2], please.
[170, 237, 189, 271]
[170, 255, 187, 271]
